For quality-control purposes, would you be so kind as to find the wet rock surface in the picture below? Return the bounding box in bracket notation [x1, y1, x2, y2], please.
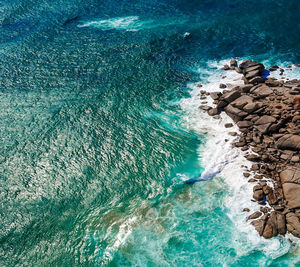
[199, 59, 300, 238]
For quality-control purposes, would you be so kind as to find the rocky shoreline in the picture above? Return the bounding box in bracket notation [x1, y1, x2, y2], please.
[199, 59, 300, 239]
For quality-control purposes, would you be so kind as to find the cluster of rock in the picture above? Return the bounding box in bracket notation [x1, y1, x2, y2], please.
[199, 59, 300, 239]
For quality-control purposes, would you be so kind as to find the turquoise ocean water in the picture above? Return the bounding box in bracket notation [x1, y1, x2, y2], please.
[0, 0, 300, 266]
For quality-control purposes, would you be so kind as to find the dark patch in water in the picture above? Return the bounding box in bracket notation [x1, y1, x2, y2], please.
[63, 16, 80, 26]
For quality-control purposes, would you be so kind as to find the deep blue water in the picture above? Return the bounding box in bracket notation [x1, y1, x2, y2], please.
[0, 0, 300, 266]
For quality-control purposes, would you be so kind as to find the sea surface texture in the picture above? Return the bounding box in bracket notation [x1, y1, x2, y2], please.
[0, 0, 300, 266]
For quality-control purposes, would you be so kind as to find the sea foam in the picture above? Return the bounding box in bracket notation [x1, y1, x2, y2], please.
[77, 15, 187, 32]
[77, 16, 152, 31]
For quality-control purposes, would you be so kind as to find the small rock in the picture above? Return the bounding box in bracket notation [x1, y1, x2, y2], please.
[198, 105, 212, 111]
[237, 121, 253, 128]
[248, 211, 262, 220]
[225, 123, 233, 128]
[269, 65, 279, 71]
[251, 164, 260, 171]
[208, 108, 220, 116]
[260, 207, 269, 213]
[210, 92, 221, 100]
[253, 189, 264, 201]
[246, 154, 261, 162]
[230, 59, 238, 67]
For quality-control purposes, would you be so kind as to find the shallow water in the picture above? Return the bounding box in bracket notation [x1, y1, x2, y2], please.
[0, 0, 300, 266]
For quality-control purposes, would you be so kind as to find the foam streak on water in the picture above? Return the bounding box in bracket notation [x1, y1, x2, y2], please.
[77, 15, 187, 31]
[77, 16, 147, 31]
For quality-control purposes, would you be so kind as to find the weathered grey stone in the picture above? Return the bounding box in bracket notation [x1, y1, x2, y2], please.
[222, 90, 241, 103]
[263, 211, 278, 238]
[247, 211, 262, 220]
[245, 69, 261, 80]
[223, 64, 230, 70]
[282, 183, 300, 209]
[249, 76, 265, 85]
[224, 104, 248, 122]
[198, 105, 212, 111]
[247, 154, 260, 162]
[269, 65, 279, 71]
[265, 79, 282, 87]
[254, 115, 276, 134]
[230, 59, 237, 67]
[243, 102, 260, 113]
[208, 108, 219, 116]
[251, 219, 266, 236]
[266, 191, 278, 205]
[224, 123, 233, 128]
[286, 213, 300, 238]
[237, 121, 253, 128]
[231, 95, 253, 108]
[252, 85, 273, 97]
[277, 213, 286, 235]
[291, 156, 300, 162]
[210, 92, 221, 100]
[280, 167, 300, 184]
[276, 134, 300, 150]
[217, 100, 228, 108]
[241, 61, 264, 74]
[240, 84, 253, 93]
[253, 189, 264, 201]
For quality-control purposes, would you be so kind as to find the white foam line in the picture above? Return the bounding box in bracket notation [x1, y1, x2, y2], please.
[179, 59, 300, 259]
[101, 216, 137, 263]
[77, 16, 142, 31]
